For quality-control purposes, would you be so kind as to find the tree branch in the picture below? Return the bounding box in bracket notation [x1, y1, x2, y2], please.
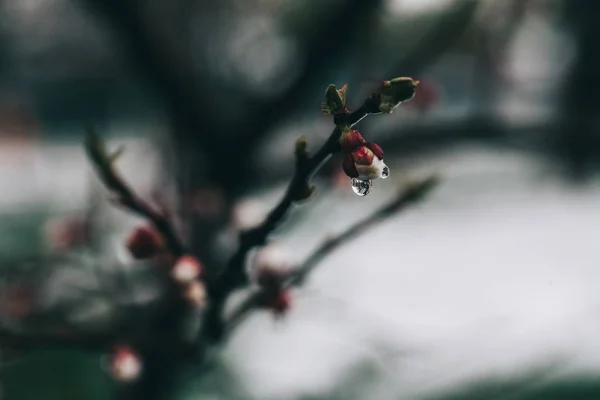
[224, 174, 439, 334]
[386, 0, 480, 78]
[201, 90, 402, 340]
[84, 128, 186, 258]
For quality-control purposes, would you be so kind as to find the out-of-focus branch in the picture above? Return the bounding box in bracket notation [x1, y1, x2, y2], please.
[386, 0, 480, 77]
[224, 174, 439, 334]
[85, 129, 203, 400]
[291, 176, 439, 282]
[84, 128, 186, 257]
[0, 327, 115, 351]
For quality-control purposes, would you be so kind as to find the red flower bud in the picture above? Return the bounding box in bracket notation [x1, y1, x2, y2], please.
[351, 145, 375, 166]
[364, 142, 384, 160]
[106, 345, 142, 382]
[126, 225, 163, 259]
[172, 255, 202, 284]
[339, 129, 366, 153]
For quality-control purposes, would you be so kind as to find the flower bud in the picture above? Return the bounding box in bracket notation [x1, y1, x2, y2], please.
[171, 255, 203, 284]
[342, 141, 387, 180]
[321, 83, 348, 115]
[295, 136, 309, 159]
[378, 77, 419, 113]
[107, 345, 142, 382]
[126, 225, 163, 259]
[339, 129, 366, 153]
[253, 245, 292, 291]
[183, 280, 207, 309]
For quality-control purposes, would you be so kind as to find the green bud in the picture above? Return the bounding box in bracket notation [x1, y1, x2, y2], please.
[295, 136, 308, 154]
[378, 77, 419, 114]
[321, 83, 348, 115]
[295, 136, 309, 165]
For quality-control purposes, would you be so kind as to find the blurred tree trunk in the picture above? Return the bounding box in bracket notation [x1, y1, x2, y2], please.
[558, 0, 600, 180]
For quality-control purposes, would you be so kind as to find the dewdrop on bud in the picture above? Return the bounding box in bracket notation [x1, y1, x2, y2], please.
[184, 280, 207, 309]
[126, 225, 163, 259]
[350, 178, 372, 197]
[171, 255, 202, 284]
[339, 129, 389, 196]
[106, 345, 142, 382]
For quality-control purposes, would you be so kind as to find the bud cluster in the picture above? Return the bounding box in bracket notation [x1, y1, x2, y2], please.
[339, 129, 388, 181]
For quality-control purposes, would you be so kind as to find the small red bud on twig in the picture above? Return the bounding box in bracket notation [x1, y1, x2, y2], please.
[339, 130, 389, 181]
[126, 225, 163, 259]
[106, 345, 142, 382]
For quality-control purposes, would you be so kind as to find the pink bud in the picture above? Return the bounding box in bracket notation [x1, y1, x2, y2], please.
[107, 345, 142, 382]
[126, 225, 163, 259]
[253, 245, 292, 291]
[351, 145, 375, 166]
[364, 143, 384, 161]
[183, 280, 207, 308]
[339, 129, 366, 152]
[171, 255, 202, 284]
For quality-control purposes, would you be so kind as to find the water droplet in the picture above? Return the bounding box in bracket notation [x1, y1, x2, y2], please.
[351, 178, 372, 197]
[381, 165, 390, 179]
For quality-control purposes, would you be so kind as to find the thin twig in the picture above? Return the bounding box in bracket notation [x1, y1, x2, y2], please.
[84, 128, 186, 257]
[224, 174, 440, 334]
[212, 95, 382, 294]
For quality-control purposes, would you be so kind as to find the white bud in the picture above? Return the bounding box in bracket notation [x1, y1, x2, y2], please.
[171, 256, 202, 284]
[107, 346, 142, 382]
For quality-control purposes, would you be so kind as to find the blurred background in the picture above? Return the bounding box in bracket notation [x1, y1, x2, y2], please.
[1, 0, 600, 399]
